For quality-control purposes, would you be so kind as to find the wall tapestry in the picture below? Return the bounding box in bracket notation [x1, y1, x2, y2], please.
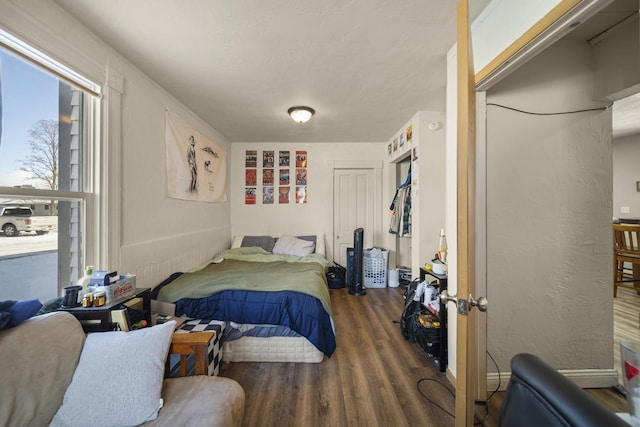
[166, 111, 227, 202]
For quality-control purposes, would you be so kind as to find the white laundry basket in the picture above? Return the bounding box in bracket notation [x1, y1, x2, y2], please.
[363, 248, 388, 288]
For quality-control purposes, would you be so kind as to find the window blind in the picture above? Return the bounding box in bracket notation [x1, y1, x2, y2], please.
[0, 28, 101, 97]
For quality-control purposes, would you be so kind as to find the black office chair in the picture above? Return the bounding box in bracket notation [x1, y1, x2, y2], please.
[499, 353, 628, 427]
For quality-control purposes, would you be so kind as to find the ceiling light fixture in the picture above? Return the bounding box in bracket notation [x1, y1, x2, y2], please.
[288, 106, 315, 123]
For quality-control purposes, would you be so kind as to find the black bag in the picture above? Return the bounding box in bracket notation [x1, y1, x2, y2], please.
[400, 279, 423, 341]
[326, 263, 346, 289]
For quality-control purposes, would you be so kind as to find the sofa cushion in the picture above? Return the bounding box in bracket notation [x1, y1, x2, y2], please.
[51, 320, 176, 427]
[145, 376, 245, 427]
[0, 311, 85, 427]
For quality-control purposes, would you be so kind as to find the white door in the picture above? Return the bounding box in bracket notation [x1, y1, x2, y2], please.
[333, 168, 375, 267]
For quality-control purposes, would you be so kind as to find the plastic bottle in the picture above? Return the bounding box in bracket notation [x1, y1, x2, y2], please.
[76, 266, 94, 296]
[437, 229, 447, 263]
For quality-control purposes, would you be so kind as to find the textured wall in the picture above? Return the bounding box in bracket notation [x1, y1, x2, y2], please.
[613, 134, 640, 218]
[0, 1, 232, 285]
[486, 39, 613, 372]
[229, 142, 388, 263]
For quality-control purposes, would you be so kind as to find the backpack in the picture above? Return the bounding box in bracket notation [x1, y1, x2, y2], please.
[400, 279, 424, 341]
[326, 263, 346, 289]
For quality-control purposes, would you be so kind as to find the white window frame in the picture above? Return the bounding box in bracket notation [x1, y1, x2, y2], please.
[0, 30, 106, 294]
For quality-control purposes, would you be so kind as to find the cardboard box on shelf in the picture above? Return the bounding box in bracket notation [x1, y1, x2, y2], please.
[150, 299, 185, 329]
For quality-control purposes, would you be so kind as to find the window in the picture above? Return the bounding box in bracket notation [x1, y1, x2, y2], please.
[0, 31, 100, 303]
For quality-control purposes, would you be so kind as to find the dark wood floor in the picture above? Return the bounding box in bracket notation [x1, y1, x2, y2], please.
[219, 286, 629, 426]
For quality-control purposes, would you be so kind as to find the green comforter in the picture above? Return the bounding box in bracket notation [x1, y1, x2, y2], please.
[157, 247, 331, 316]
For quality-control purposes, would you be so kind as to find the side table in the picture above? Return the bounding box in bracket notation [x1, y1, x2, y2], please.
[58, 288, 151, 333]
[420, 268, 448, 372]
[166, 331, 216, 378]
[167, 318, 225, 377]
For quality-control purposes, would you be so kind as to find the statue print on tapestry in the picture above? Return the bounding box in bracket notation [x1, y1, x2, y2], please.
[166, 111, 227, 202]
[187, 135, 197, 193]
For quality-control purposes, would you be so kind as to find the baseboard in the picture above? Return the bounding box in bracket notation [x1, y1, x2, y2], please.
[446, 367, 455, 386]
[487, 368, 620, 391]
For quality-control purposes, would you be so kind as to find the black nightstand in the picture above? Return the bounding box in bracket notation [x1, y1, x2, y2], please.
[58, 288, 151, 332]
[420, 268, 447, 372]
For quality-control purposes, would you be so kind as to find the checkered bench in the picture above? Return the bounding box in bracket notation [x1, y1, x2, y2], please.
[173, 319, 226, 376]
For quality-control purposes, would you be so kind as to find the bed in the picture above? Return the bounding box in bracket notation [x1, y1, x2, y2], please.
[155, 234, 335, 363]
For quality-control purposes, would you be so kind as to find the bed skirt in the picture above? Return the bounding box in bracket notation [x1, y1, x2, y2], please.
[221, 336, 323, 363]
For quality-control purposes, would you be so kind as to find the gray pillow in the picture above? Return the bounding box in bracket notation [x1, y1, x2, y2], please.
[51, 320, 176, 427]
[241, 235, 276, 252]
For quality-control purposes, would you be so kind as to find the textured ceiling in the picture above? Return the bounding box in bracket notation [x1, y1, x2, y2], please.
[54, 0, 457, 143]
[53, 0, 639, 143]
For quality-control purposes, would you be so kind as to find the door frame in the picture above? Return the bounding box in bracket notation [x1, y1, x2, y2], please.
[454, 1, 612, 424]
[455, 1, 477, 423]
[327, 160, 383, 264]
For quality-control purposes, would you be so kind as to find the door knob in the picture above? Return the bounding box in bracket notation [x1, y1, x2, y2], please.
[440, 290, 488, 315]
[439, 290, 458, 305]
[469, 295, 488, 312]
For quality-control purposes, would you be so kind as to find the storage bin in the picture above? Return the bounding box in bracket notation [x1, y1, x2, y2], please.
[363, 248, 388, 288]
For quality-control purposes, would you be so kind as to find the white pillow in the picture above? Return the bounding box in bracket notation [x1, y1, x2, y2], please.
[272, 234, 315, 257]
[51, 320, 176, 427]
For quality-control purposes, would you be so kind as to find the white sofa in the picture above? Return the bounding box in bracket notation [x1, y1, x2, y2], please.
[0, 311, 245, 427]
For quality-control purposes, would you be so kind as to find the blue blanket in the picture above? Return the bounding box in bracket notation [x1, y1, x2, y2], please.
[175, 290, 336, 357]
[155, 249, 336, 357]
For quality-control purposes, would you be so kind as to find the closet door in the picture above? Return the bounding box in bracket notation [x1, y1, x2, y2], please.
[333, 168, 375, 267]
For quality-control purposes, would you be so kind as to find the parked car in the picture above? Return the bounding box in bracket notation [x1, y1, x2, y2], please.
[0, 206, 57, 237]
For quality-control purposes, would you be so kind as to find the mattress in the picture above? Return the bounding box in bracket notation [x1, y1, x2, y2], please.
[155, 239, 334, 363]
[156, 247, 336, 357]
[221, 335, 324, 363]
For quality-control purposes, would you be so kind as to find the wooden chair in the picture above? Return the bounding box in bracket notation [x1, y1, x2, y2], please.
[613, 223, 640, 297]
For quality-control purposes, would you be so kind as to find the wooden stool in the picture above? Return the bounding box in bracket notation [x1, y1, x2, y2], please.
[166, 330, 215, 377]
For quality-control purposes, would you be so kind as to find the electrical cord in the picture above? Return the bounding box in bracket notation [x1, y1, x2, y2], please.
[414, 350, 502, 425]
[486, 102, 612, 116]
[416, 377, 455, 419]
[398, 282, 503, 424]
[472, 351, 501, 425]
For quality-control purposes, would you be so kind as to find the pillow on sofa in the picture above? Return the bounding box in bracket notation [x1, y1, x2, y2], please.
[51, 320, 176, 427]
[272, 234, 315, 256]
